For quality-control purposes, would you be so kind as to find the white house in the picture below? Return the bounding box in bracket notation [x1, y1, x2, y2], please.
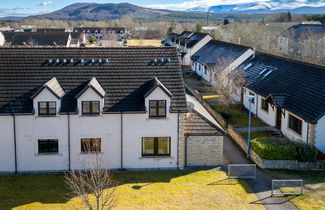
[0, 47, 224, 173]
[240, 52, 325, 153]
[190, 39, 254, 86]
[162, 31, 212, 66]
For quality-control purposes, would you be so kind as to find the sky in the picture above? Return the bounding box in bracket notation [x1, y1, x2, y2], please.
[0, 0, 324, 17]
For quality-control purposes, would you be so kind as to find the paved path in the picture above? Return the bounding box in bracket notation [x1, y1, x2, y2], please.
[224, 136, 298, 210]
[235, 126, 279, 132]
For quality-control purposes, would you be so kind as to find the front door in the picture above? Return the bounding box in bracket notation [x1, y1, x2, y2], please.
[276, 108, 282, 129]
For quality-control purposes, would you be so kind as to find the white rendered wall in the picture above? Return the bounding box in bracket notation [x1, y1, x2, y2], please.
[315, 116, 325, 153]
[183, 35, 212, 66]
[123, 87, 178, 169]
[0, 32, 5, 46]
[281, 111, 308, 143]
[256, 96, 276, 126]
[0, 116, 15, 172]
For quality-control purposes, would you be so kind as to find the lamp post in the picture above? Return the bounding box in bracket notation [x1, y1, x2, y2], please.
[246, 95, 255, 158]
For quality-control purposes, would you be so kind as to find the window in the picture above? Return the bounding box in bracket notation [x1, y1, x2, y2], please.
[288, 114, 302, 135]
[38, 101, 56, 115]
[249, 92, 255, 104]
[81, 138, 101, 153]
[261, 98, 269, 112]
[149, 100, 166, 118]
[142, 137, 170, 156]
[38, 139, 58, 154]
[82, 101, 100, 115]
[204, 68, 207, 75]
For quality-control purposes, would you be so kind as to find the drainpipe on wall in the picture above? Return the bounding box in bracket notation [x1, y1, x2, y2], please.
[256, 95, 259, 117]
[120, 113, 124, 170]
[12, 114, 17, 174]
[67, 113, 71, 171]
[185, 135, 188, 168]
[306, 123, 310, 143]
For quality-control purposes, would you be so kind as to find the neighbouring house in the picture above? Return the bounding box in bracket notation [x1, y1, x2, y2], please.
[73, 27, 126, 41]
[70, 32, 86, 47]
[277, 23, 325, 56]
[190, 39, 254, 87]
[162, 31, 212, 66]
[238, 52, 325, 153]
[36, 28, 67, 33]
[0, 31, 76, 47]
[0, 47, 224, 173]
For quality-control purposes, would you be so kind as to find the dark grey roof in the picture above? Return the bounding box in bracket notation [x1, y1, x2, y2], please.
[191, 40, 251, 66]
[73, 27, 125, 33]
[178, 32, 209, 48]
[2, 32, 70, 46]
[243, 52, 325, 123]
[36, 28, 66, 33]
[282, 24, 325, 38]
[0, 48, 188, 114]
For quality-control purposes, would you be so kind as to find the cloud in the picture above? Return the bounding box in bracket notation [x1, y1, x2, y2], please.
[40, 1, 53, 6]
[0, 7, 34, 17]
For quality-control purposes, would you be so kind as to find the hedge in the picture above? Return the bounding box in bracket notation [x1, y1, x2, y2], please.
[251, 137, 317, 162]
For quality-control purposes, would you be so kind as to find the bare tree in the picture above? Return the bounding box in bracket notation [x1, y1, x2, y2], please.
[65, 142, 117, 210]
[211, 58, 246, 110]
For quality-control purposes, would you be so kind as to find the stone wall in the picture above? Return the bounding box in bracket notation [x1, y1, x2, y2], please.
[186, 135, 223, 167]
[309, 123, 316, 145]
[228, 125, 325, 170]
[178, 113, 187, 170]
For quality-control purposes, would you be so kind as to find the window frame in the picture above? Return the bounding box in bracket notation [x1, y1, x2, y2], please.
[80, 138, 102, 153]
[261, 98, 269, 112]
[82, 101, 100, 115]
[149, 100, 167, 118]
[288, 114, 302, 135]
[38, 139, 59, 154]
[38, 101, 56, 116]
[142, 137, 171, 157]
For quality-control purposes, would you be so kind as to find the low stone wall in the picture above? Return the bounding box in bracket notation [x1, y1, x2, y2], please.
[184, 83, 227, 128]
[228, 125, 325, 170]
[186, 135, 223, 167]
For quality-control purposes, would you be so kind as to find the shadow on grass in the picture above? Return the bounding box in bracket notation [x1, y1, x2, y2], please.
[0, 171, 193, 209]
[250, 195, 298, 205]
[207, 178, 239, 186]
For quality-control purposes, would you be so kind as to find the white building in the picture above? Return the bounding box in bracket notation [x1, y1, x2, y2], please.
[240, 52, 325, 153]
[162, 31, 212, 66]
[190, 39, 254, 86]
[0, 48, 224, 173]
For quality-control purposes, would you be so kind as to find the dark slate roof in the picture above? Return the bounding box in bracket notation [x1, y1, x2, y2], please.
[191, 40, 251, 66]
[183, 110, 224, 135]
[282, 24, 325, 38]
[2, 32, 70, 46]
[0, 48, 188, 114]
[36, 28, 66, 33]
[243, 52, 325, 123]
[178, 32, 209, 48]
[73, 27, 125, 33]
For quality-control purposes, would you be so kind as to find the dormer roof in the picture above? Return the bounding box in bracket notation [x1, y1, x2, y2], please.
[144, 77, 172, 98]
[31, 77, 65, 99]
[75, 77, 105, 99]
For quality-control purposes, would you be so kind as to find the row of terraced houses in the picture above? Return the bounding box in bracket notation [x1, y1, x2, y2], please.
[162, 31, 325, 154]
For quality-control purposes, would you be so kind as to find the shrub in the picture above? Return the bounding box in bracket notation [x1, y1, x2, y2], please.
[251, 137, 317, 162]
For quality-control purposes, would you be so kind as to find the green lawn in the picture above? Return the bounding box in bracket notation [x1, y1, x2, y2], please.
[0, 171, 264, 210]
[267, 170, 325, 210]
[211, 104, 266, 128]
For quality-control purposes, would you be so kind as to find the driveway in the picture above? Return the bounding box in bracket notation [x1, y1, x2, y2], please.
[224, 136, 298, 210]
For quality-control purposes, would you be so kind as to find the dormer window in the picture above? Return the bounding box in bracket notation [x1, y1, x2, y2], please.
[38, 101, 56, 116]
[149, 100, 166, 118]
[82, 101, 100, 115]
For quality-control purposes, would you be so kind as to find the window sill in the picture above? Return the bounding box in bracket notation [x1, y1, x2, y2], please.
[139, 156, 173, 159]
[147, 117, 168, 120]
[81, 114, 101, 117]
[79, 152, 103, 155]
[37, 115, 57, 117]
[288, 127, 302, 137]
[35, 153, 61, 156]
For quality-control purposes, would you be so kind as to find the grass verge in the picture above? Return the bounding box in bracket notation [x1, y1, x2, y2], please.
[0, 171, 264, 210]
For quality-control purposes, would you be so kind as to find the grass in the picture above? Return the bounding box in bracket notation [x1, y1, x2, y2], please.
[240, 131, 272, 140]
[211, 104, 266, 128]
[0, 171, 264, 210]
[127, 39, 161, 47]
[267, 170, 325, 210]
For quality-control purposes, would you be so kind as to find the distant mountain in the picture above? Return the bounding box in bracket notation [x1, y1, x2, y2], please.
[26, 3, 176, 20]
[187, 0, 325, 14]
